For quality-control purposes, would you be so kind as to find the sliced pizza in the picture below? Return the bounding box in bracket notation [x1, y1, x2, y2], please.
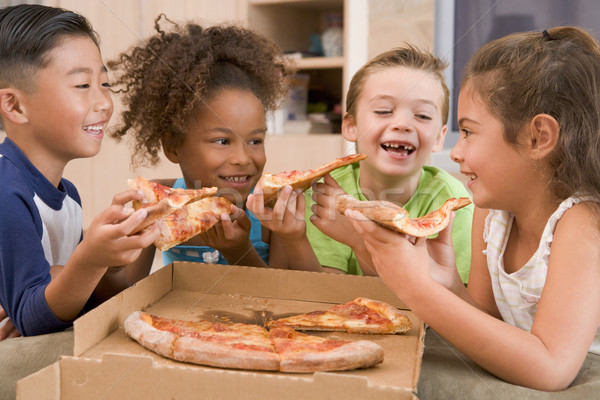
[257, 153, 366, 207]
[124, 311, 384, 373]
[153, 196, 234, 251]
[267, 297, 412, 334]
[124, 311, 279, 371]
[128, 176, 217, 233]
[269, 326, 384, 373]
[336, 195, 472, 237]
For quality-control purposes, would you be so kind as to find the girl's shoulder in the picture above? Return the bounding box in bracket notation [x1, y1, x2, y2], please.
[553, 197, 600, 235]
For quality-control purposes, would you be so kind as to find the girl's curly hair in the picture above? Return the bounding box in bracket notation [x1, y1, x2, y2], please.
[108, 15, 290, 167]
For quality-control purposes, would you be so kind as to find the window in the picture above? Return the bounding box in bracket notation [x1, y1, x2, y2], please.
[435, 0, 600, 149]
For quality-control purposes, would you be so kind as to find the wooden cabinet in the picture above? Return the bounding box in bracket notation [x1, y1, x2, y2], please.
[248, 0, 346, 134]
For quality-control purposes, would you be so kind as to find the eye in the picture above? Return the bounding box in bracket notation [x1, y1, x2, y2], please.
[76, 83, 90, 89]
[374, 109, 392, 115]
[249, 138, 264, 145]
[460, 128, 472, 138]
[213, 138, 230, 145]
[102, 81, 111, 88]
[416, 114, 432, 121]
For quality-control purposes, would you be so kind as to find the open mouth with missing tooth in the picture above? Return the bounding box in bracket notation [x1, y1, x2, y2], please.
[381, 143, 415, 156]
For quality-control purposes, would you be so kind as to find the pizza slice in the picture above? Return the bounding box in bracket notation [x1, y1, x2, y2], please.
[153, 196, 234, 251]
[336, 195, 472, 237]
[124, 311, 280, 371]
[128, 176, 217, 233]
[257, 153, 366, 207]
[267, 297, 412, 334]
[269, 326, 384, 373]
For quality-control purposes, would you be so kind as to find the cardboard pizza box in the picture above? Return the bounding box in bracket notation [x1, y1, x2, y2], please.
[17, 263, 424, 400]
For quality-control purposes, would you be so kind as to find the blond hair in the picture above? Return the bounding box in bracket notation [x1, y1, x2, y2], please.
[345, 45, 449, 125]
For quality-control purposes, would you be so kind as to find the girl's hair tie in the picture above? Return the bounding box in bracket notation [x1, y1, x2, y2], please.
[542, 29, 550, 41]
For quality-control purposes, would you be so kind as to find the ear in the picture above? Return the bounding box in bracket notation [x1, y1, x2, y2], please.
[431, 124, 448, 153]
[341, 113, 358, 142]
[529, 114, 559, 160]
[0, 88, 28, 125]
[161, 137, 180, 163]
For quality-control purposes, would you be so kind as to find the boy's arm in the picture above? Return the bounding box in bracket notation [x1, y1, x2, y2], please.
[309, 174, 380, 275]
[44, 191, 159, 323]
[91, 244, 158, 304]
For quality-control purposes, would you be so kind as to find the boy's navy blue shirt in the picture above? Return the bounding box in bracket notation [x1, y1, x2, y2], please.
[0, 137, 82, 335]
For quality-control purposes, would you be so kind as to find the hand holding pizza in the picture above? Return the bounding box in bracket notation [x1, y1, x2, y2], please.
[344, 208, 450, 296]
[246, 185, 306, 242]
[310, 174, 363, 249]
[78, 190, 161, 270]
[198, 205, 259, 264]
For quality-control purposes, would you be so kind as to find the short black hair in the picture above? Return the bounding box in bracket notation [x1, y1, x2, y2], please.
[0, 4, 99, 92]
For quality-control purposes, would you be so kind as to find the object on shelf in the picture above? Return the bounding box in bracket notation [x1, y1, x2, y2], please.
[284, 73, 310, 121]
[266, 108, 286, 136]
[309, 33, 324, 56]
[322, 13, 343, 57]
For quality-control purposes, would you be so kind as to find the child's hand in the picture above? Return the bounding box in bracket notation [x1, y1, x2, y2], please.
[423, 212, 464, 290]
[78, 190, 160, 269]
[0, 305, 20, 341]
[199, 204, 252, 253]
[310, 174, 361, 248]
[246, 185, 306, 242]
[344, 209, 433, 292]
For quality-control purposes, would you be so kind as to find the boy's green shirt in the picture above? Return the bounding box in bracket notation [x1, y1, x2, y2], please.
[305, 163, 473, 283]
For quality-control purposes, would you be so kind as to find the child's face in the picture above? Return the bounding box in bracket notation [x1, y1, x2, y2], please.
[342, 66, 446, 180]
[20, 36, 113, 164]
[451, 82, 530, 209]
[167, 88, 267, 206]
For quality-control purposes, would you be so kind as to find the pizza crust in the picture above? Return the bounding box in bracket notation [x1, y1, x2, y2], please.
[257, 153, 366, 207]
[336, 195, 471, 237]
[270, 326, 384, 373]
[172, 336, 280, 371]
[278, 340, 384, 373]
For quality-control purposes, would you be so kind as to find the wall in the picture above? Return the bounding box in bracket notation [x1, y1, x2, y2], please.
[1, 0, 437, 228]
[50, 0, 247, 228]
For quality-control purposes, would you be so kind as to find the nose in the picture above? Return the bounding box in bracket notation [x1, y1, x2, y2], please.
[390, 111, 413, 133]
[231, 142, 252, 166]
[450, 140, 462, 164]
[93, 85, 113, 114]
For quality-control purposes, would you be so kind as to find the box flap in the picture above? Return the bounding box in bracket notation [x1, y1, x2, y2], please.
[173, 262, 408, 308]
[19, 353, 418, 400]
[16, 358, 61, 400]
[73, 263, 173, 355]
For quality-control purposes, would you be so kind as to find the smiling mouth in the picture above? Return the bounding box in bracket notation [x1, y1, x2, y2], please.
[222, 176, 250, 183]
[381, 143, 415, 156]
[83, 124, 103, 135]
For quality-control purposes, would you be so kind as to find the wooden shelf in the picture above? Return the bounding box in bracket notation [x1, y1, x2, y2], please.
[250, 0, 342, 9]
[293, 56, 344, 70]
